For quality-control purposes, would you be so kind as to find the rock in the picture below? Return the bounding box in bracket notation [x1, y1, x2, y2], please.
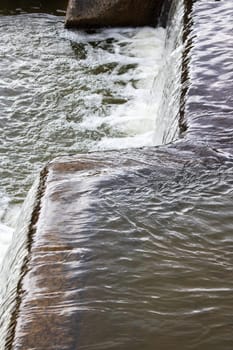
[65, 0, 165, 28]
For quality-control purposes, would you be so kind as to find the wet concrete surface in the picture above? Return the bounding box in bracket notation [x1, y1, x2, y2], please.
[2, 0, 233, 349]
[65, 0, 164, 28]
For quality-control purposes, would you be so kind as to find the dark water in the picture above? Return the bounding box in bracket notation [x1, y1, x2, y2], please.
[1, 0, 233, 349]
[0, 0, 67, 16]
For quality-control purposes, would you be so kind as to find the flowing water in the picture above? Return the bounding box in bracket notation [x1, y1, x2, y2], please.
[0, 0, 233, 349]
[0, 16, 169, 201]
[0, 14, 169, 261]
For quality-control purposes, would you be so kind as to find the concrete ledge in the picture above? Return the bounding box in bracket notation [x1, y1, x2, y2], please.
[0, 148, 203, 349]
[2, 0, 233, 348]
[4, 143, 230, 349]
[65, 0, 165, 28]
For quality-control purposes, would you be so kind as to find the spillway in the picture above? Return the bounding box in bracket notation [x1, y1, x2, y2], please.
[0, 0, 233, 349]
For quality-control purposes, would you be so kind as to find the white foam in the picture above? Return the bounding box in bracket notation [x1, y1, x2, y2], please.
[0, 200, 20, 268]
[61, 26, 166, 150]
[0, 24, 179, 268]
[0, 223, 13, 267]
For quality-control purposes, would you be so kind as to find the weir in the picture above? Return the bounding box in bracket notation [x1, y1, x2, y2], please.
[0, 0, 233, 349]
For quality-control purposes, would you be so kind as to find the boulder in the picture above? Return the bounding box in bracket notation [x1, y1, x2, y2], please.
[65, 0, 165, 28]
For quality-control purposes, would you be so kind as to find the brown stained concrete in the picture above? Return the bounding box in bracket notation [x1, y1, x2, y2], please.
[5, 0, 233, 348]
[8, 144, 226, 350]
[8, 146, 227, 350]
[65, 0, 164, 28]
[9, 153, 148, 350]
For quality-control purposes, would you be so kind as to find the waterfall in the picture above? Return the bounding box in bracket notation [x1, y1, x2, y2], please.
[153, 0, 184, 145]
[0, 0, 185, 347]
[0, 177, 40, 350]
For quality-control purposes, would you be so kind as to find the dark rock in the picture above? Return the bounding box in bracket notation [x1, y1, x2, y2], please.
[65, 0, 165, 28]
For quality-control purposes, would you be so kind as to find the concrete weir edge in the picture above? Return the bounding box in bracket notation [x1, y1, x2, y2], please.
[2, 0, 233, 348]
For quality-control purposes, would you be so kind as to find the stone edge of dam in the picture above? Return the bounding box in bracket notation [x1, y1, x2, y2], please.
[0, 1, 194, 348]
[65, 0, 166, 28]
[2, 0, 233, 348]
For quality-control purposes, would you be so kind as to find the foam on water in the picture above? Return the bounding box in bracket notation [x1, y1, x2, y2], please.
[61, 26, 166, 150]
[0, 203, 20, 268]
[0, 197, 14, 267]
[0, 19, 169, 264]
[0, 223, 13, 267]
[0, 15, 183, 270]
[0, 16, 170, 208]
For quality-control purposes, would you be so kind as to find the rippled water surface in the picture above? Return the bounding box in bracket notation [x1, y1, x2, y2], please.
[0, 14, 166, 209]
[0, 0, 233, 349]
[55, 149, 232, 350]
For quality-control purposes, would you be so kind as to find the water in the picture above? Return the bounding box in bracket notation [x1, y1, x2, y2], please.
[182, 0, 233, 151]
[0, 13, 169, 263]
[0, 14, 167, 207]
[0, 224, 13, 267]
[0, 178, 40, 350]
[1, 0, 233, 349]
[154, 0, 184, 144]
[6, 148, 233, 350]
[52, 150, 233, 350]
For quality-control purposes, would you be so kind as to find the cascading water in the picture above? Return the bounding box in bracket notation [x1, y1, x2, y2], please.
[0, 224, 13, 267]
[0, 2, 184, 266]
[60, 25, 167, 150]
[1, 0, 233, 349]
[0, 178, 40, 349]
[153, 0, 184, 144]
[0, 0, 185, 348]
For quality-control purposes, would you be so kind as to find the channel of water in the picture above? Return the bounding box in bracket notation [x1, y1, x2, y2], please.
[0, 0, 233, 349]
[0, 1, 183, 347]
[0, 3, 182, 263]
